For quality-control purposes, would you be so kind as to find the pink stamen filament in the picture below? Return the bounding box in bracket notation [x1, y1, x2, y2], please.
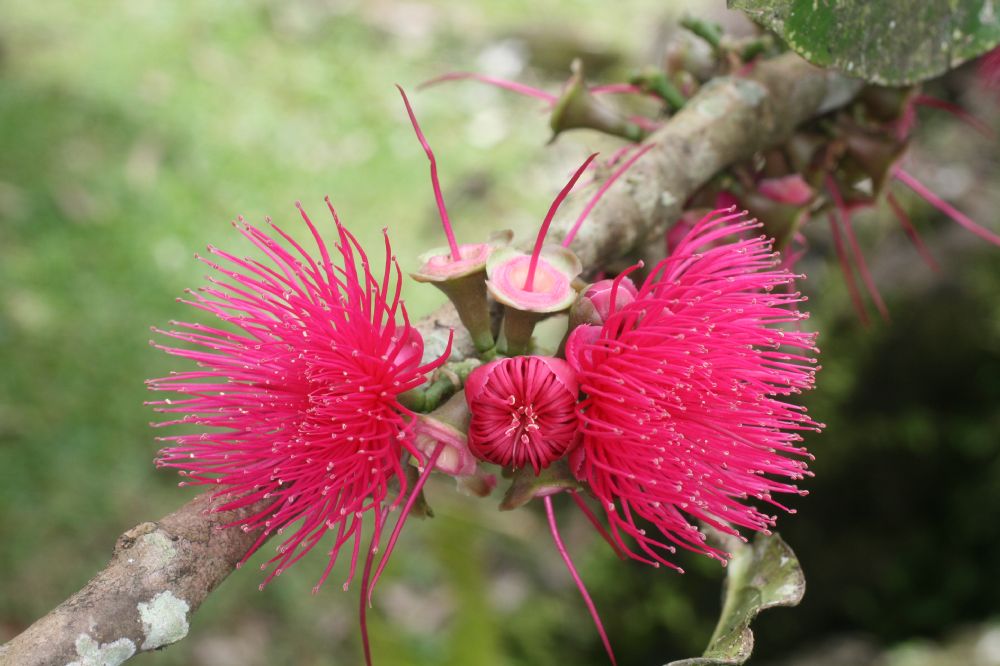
[827, 212, 870, 326]
[885, 191, 940, 271]
[825, 176, 889, 321]
[396, 85, 462, 261]
[912, 94, 995, 139]
[544, 495, 617, 666]
[893, 166, 1000, 247]
[589, 83, 645, 96]
[367, 442, 446, 605]
[563, 144, 655, 248]
[359, 511, 386, 666]
[419, 71, 557, 104]
[524, 153, 599, 291]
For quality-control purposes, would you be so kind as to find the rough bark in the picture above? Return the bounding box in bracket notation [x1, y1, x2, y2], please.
[0, 52, 860, 665]
[0, 494, 267, 666]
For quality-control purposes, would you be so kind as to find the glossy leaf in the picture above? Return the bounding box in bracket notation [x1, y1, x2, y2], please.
[730, 0, 1000, 85]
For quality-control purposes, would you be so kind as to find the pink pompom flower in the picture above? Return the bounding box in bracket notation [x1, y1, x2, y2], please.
[464, 355, 579, 473]
[148, 200, 451, 592]
[565, 208, 821, 569]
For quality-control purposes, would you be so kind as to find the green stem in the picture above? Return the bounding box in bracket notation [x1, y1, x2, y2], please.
[740, 37, 771, 62]
[496, 307, 543, 357]
[636, 71, 688, 112]
[431, 271, 495, 353]
[398, 358, 482, 412]
[681, 16, 723, 52]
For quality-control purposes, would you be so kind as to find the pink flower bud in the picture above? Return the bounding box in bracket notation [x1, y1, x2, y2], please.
[412, 394, 478, 477]
[582, 277, 638, 320]
[563, 324, 601, 372]
[464, 356, 580, 473]
[757, 174, 815, 206]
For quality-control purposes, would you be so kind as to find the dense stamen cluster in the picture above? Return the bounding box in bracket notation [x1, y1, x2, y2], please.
[565, 209, 821, 568]
[148, 201, 450, 591]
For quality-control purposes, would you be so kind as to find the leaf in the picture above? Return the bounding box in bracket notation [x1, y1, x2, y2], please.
[729, 0, 1000, 85]
[666, 531, 805, 666]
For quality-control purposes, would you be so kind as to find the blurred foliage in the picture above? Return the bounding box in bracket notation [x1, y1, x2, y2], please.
[2, 1, 1000, 665]
[752, 248, 1000, 661]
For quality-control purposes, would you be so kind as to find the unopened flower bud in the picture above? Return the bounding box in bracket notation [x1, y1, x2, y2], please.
[572, 277, 638, 326]
[413, 392, 477, 476]
[464, 355, 579, 473]
[413, 393, 497, 497]
[740, 175, 816, 251]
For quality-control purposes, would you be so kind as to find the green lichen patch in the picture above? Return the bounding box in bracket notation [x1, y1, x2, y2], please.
[67, 634, 136, 666]
[135, 531, 178, 571]
[137, 591, 190, 650]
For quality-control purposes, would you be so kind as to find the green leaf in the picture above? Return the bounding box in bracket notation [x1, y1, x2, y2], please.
[666, 531, 805, 666]
[729, 0, 1000, 85]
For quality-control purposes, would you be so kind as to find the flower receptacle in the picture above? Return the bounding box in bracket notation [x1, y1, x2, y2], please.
[412, 231, 513, 354]
[487, 245, 582, 355]
[550, 59, 647, 142]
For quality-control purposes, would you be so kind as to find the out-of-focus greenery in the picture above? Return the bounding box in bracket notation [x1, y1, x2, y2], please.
[2, 1, 999, 665]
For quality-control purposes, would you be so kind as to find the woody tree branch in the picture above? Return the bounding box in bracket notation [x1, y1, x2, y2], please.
[0, 52, 860, 666]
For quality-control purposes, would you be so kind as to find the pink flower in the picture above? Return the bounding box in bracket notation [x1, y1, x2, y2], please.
[148, 200, 450, 592]
[565, 208, 821, 569]
[464, 356, 579, 473]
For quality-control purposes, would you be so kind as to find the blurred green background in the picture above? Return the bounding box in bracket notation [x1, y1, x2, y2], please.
[1, 1, 999, 665]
